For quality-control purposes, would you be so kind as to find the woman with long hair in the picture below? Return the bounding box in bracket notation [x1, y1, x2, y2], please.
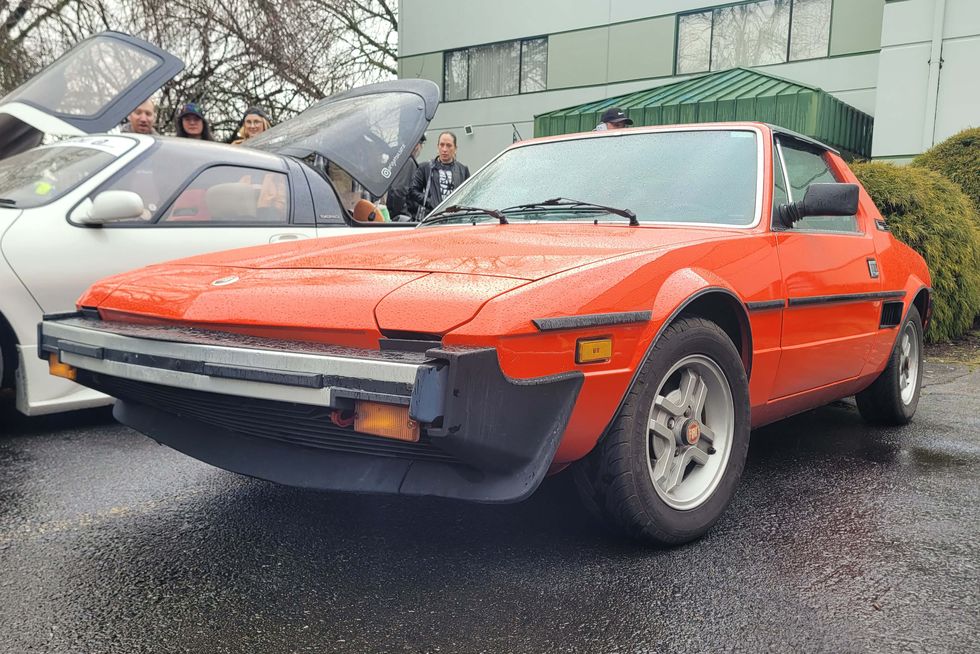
[174, 102, 213, 141]
[231, 106, 272, 145]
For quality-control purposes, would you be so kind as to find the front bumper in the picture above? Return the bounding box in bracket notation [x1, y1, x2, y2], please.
[39, 314, 583, 502]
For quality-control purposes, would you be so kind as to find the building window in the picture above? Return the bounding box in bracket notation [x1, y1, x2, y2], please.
[676, 0, 832, 74]
[444, 49, 469, 101]
[789, 0, 832, 61]
[443, 37, 548, 101]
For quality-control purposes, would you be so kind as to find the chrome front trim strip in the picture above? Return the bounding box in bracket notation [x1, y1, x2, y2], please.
[41, 319, 425, 408]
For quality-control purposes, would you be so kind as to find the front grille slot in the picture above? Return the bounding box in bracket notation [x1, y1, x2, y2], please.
[88, 373, 459, 464]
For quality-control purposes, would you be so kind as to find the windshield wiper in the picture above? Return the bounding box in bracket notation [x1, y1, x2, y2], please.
[423, 205, 509, 225]
[0, 198, 16, 206]
[504, 197, 638, 226]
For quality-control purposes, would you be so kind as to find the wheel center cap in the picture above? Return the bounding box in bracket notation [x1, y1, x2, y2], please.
[683, 419, 701, 445]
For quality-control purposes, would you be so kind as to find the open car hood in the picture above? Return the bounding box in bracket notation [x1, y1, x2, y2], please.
[245, 79, 439, 198]
[0, 31, 183, 160]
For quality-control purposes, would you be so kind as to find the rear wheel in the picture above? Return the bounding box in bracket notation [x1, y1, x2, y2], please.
[574, 316, 750, 546]
[856, 305, 923, 425]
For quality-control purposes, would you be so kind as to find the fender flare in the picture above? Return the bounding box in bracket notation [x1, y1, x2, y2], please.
[595, 281, 753, 446]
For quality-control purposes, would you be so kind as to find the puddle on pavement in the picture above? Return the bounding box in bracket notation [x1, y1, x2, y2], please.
[910, 443, 979, 470]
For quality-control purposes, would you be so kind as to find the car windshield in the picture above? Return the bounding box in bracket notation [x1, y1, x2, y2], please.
[0, 138, 132, 208]
[432, 129, 760, 226]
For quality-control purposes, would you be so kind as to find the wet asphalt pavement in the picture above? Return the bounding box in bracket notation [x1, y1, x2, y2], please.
[0, 359, 978, 654]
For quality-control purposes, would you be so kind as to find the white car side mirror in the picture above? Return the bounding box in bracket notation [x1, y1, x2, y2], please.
[76, 190, 145, 224]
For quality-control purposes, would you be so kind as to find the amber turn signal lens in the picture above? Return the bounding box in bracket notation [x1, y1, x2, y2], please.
[354, 401, 420, 442]
[576, 337, 612, 364]
[48, 353, 77, 380]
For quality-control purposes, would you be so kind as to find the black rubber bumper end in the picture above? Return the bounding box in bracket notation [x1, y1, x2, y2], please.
[110, 349, 584, 504]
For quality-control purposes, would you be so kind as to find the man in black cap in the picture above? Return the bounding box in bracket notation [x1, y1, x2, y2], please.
[594, 107, 634, 131]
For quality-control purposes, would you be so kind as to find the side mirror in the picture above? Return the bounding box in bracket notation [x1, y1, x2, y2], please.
[75, 190, 145, 225]
[777, 183, 858, 228]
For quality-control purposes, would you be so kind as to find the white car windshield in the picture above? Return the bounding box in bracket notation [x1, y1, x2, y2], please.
[429, 129, 760, 226]
[0, 142, 124, 208]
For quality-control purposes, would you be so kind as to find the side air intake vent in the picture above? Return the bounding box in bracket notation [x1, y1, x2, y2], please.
[880, 301, 904, 328]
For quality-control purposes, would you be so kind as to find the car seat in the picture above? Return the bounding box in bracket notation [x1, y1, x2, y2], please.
[205, 182, 260, 221]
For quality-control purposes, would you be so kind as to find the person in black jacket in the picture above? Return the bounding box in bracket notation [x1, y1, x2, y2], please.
[409, 131, 470, 219]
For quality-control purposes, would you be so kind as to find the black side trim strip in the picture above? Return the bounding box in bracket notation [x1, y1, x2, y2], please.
[532, 310, 652, 332]
[746, 300, 785, 312]
[788, 290, 906, 307]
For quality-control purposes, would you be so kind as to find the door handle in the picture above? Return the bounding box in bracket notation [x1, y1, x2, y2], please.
[269, 233, 307, 243]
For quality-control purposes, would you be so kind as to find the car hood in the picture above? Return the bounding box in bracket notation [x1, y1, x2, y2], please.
[152, 223, 722, 278]
[245, 79, 439, 198]
[84, 224, 725, 340]
[0, 32, 183, 159]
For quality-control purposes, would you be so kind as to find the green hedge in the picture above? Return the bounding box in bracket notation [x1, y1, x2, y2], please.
[851, 161, 980, 342]
[913, 127, 980, 217]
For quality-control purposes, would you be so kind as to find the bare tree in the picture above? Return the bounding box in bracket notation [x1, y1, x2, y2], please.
[0, 0, 398, 139]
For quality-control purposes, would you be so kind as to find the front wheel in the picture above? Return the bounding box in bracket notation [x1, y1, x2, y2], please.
[574, 316, 750, 546]
[856, 305, 923, 425]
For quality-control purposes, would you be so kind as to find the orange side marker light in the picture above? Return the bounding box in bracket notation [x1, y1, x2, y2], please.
[354, 401, 420, 442]
[48, 353, 77, 380]
[576, 337, 612, 364]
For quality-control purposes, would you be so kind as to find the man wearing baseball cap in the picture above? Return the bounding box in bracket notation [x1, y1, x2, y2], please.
[593, 107, 634, 131]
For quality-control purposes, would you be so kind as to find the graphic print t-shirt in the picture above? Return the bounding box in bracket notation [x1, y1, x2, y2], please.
[433, 160, 456, 200]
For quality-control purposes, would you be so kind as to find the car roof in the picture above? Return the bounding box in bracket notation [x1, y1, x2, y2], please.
[509, 121, 838, 154]
[52, 133, 291, 169]
[147, 135, 290, 167]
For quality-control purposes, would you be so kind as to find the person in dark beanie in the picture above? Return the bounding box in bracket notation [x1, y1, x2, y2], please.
[175, 102, 213, 140]
[231, 106, 272, 145]
[409, 131, 470, 219]
[593, 107, 634, 131]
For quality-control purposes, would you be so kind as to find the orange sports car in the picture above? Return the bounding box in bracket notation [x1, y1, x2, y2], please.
[39, 122, 930, 546]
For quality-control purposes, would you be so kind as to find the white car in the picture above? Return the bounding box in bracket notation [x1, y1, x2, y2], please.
[0, 32, 437, 415]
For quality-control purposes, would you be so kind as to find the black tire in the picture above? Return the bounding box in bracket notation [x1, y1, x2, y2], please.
[856, 305, 923, 425]
[574, 316, 750, 546]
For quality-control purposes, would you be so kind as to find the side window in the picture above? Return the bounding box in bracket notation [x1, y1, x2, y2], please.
[97, 146, 191, 223]
[158, 166, 290, 225]
[777, 138, 858, 233]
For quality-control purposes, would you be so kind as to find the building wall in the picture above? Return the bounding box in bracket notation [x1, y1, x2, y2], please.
[399, 0, 977, 167]
[871, 0, 980, 160]
[399, 0, 730, 58]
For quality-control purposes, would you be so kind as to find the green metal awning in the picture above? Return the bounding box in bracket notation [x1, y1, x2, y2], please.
[533, 68, 873, 159]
